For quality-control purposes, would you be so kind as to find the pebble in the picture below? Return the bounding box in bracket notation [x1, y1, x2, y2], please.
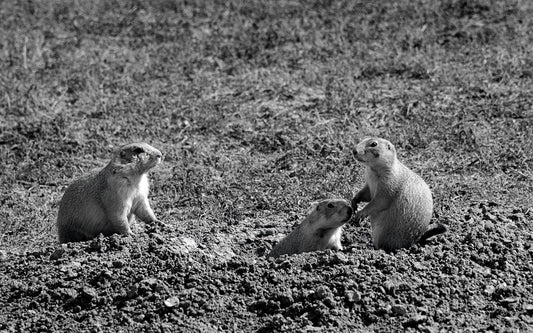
[403, 315, 427, 328]
[383, 281, 396, 295]
[151, 233, 165, 244]
[302, 257, 317, 271]
[163, 296, 180, 308]
[315, 286, 332, 300]
[49, 245, 67, 261]
[112, 260, 125, 268]
[500, 297, 519, 305]
[412, 262, 426, 271]
[391, 304, 407, 316]
[332, 252, 347, 264]
[344, 290, 361, 303]
[82, 286, 97, 298]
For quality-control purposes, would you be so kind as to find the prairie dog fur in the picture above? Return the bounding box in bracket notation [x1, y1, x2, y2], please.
[57, 142, 162, 243]
[268, 199, 352, 258]
[352, 137, 445, 251]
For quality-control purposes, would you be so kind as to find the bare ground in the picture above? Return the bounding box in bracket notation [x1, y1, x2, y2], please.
[1, 0, 533, 332]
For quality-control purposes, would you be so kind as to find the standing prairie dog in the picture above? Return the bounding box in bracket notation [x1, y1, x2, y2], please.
[268, 199, 352, 258]
[352, 137, 446, 251]
[57, 142, 162, 243]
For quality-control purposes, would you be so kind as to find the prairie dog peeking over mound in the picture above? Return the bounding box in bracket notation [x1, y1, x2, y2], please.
[268, 199, 352, 258]
[57, 142, 162, 243]
[352, 137, 446, 251]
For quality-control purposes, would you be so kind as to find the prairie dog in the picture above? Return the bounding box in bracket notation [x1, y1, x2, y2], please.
[57, 143, 162, 243]
[352, 137, 446, 251]
[268, 199, 352, 258]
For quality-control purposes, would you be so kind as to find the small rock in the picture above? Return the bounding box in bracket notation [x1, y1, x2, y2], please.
[62, 288, 78, 300]
[391, 304, 408, 316]
[50, 245, 67, 260]
[417, 306, 429, 315]
[363, 312, 379, 324]
[177, 236, 197, 250]
[126, 285, 138, 299]
[524, 304, 533, 313]
[323, 296, 336, 308]
[500, 297, 520, 305]
[345, 290, 361, 303]
[412, 262, 426, 271]
[483, 221, 494, 230]
[484, 285, 495, 295]
[278, 293, 294, 307]
[483, 212, 498, 222]
[375, 303, 391, 316]
[315, 286, 332, 300]
[332, 252, 347, 264]
[403, 315, 427, 328]
[419, 325, 439, 333]
[274, 257, 289, 265]
[0, 250, 7, 262]
[113, 260, 125, 268]
[82, 286, 97, 298]
[211, 244, 236, 262]
[383, 281, 396, 295]
[163, 296, 180, 308]
[258, 229, 275, 236]
[60, 261, 81, 271]
[60, 261, 82, 278]
[303, 257, 318, 271]
[89, 237, 106, 252]
[141, 278, 159, 286]
[151, 233, 165, 244]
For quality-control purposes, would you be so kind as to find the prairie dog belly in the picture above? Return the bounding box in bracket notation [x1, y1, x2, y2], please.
[373, 184, 433, 250]
[323, 227, 343, 250]
[352, 137, 440, 251]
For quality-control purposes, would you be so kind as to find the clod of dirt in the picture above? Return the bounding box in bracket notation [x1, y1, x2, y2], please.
[163, 296, 180, 308]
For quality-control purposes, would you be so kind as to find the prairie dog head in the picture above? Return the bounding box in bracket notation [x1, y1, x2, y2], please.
[111, 142, 162, 175]
[353, 137, 396, 170]
[307, 199, 353, 230]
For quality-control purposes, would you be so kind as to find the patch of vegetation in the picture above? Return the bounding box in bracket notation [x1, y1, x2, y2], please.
[1, 0, 532, 250]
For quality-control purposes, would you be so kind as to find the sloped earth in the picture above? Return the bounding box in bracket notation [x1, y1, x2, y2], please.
[1, 201, 532, 332]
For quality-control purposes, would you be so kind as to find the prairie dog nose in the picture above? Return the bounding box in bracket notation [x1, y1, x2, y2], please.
[353, 147, 365, 156]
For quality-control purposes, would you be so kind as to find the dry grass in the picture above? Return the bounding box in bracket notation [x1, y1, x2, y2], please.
[1, 0, 532, 251]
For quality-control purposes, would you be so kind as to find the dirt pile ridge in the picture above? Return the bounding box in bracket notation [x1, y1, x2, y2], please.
[1, 201, 532, 332]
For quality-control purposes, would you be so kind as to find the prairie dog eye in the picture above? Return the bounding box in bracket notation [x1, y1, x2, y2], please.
[327, 203, 334, 209]
[133, 147, 144, 154]
[369, 141, 378, 148]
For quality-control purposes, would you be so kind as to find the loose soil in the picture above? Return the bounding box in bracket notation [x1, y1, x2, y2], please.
[1, 1, 532, 332]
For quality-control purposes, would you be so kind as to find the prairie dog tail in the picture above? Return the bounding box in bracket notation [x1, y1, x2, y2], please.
[419, 223, 447, 244]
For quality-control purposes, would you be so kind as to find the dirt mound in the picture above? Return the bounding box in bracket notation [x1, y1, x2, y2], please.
[1, 201, 532, 332]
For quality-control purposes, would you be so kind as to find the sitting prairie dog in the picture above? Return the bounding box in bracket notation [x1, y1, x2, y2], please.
[268, 199, 352, 258]
[352, 137, 446, 251]
[57, 142, 162, 243]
